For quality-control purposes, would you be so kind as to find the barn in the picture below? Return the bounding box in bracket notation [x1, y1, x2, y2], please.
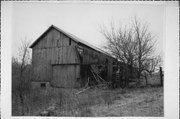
[30, 25, 118, 88]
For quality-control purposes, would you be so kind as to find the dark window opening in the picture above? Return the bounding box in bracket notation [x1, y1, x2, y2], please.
[40, 83, 46, 88]
[76, 78, 80, 82]
[106, 58, 108, 63]
[79, 55, 83, 63]
[113, 61, 116, 65]
[69, 39, 71, 45]
[113, 67, 117, 72]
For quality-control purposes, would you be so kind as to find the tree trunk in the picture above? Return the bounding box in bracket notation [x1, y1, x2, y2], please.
[19, 68, 25, 115]
[160, 67, 163, 86]
[19, 92, 24, 115]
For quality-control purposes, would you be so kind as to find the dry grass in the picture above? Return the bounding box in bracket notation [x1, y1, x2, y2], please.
[12, 86, 163, 117]
[91, 87, 163, 116]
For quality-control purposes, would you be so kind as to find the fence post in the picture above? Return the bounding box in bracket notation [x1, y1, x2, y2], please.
[160, 67, 163, 86]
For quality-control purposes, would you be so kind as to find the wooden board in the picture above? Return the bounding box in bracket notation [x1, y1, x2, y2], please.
[33, 28, 77, 49]
[32, 46, 80, 82]
[32, 48, 48, 81]
[51, 65, 80, 88]
[81, 47, 107, 64]
[51, 46, 80, 64]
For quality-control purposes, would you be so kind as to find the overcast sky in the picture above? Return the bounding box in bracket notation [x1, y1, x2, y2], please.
[11, 2, 165, 58]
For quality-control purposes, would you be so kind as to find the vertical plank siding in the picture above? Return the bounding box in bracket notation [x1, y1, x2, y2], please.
[51, 65, 80, 88]
[32, 28, 79, 82]
[31, 27, 115, 87]
[80, 46, 110, 65]
[49, 46, 80, 65]
[33, 29, 76, 49]
[32, 48, 47, 81]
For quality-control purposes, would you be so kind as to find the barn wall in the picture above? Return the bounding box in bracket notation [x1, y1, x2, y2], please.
[33, 28, 77, 49]
[79, 45, 108, 64]
[51, 65, 80, 88]
[76, 44, 115, 81]
[32, 48, 50, 81]
[107, 58, 113, 81]
[32, 28, 79, 82]
[31, 27, 116, 86]
[51, 46, 80, 65]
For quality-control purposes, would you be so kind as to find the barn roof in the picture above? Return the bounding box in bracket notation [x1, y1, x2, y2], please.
[30, 25, 115, 59]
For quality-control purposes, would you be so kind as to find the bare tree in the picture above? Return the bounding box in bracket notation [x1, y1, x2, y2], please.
[12, 39, 31, 115]
[132, 17, 157, 79]
[142, 55, 162, 75]
[101, 17, 161, 87]
[101, 23, 137, 87]
[18, 40, 31, 79]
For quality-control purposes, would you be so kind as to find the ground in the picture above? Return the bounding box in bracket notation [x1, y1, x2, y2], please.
[12, 86, 163, 117]
[90, 87, 163, 116]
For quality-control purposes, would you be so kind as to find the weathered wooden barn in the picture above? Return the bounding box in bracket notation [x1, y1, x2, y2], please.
[30, 25, 118, 88]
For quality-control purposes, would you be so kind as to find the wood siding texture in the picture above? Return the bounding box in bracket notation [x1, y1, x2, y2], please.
[33, 28, 76, 49]
[50, 46, 80, 65]
[79, 45, 114, 81]
[32, 28, 79, 82]
[80, 46, 107, 64]
[51, 65, 80, 88]
[76, 45, 114, 82]
[31, 27, 115, 87]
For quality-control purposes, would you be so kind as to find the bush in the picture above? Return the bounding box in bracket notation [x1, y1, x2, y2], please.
[12, 58, 33, 115]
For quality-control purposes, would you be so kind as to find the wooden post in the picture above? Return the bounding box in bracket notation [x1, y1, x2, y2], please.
[160, 67, 163, 86]
[107, 58, 113, 82]
[145, 72, 148, 86]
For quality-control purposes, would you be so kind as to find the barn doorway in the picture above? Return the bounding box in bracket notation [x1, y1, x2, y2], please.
[52, 65, 80, 88]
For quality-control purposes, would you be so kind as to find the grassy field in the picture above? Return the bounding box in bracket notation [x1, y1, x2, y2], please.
[12, 86, 163, 117]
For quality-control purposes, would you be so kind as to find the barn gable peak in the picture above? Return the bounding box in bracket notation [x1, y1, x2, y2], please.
[29, 24, 115, 59]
